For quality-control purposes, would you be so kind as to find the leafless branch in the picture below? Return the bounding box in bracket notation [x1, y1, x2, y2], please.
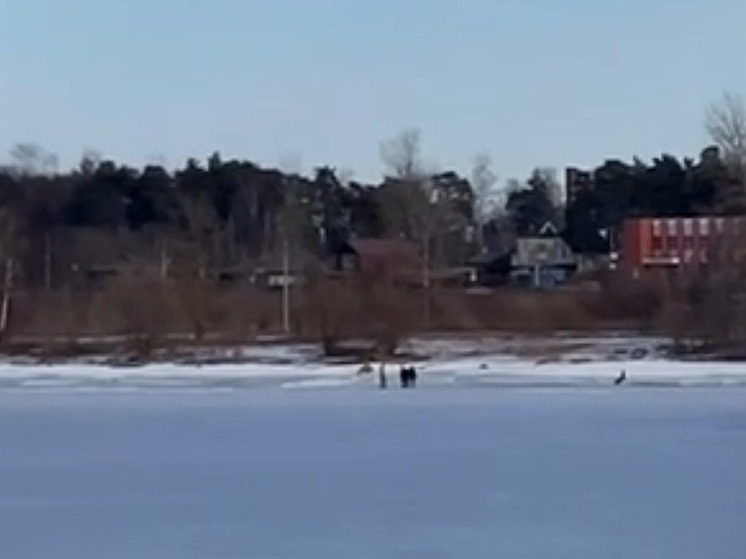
[706, 92, 746, 183]
[380, 128, 424, 181]
[471, 153, 498, 250]
[9, 143, 58, 177]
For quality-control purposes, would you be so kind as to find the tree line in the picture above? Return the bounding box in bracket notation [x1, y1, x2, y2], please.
[0, 93, 743, 351]
[0, 93, 744, 294]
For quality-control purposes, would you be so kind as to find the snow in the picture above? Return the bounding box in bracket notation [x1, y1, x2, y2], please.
[1, 349, 746, 390]
[0, 332, 741, 393]
[0, 387, 745, 558]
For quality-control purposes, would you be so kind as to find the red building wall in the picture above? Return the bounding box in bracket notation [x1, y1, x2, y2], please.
[621, 216, 746, 274]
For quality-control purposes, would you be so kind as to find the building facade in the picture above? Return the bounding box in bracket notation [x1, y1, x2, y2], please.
[510, 222, 576, 288]
[621, 216, 746, 275]
[565, 167, 594, 205]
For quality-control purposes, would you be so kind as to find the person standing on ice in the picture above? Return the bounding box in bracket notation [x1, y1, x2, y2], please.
[378, 362, 387, 389]
[399, 366, 417, 388]
[409, 366, 417, 388]
[399, 366, 409, 388]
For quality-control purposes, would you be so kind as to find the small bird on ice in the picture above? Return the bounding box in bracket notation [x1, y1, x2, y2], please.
[614, 369, 627, 386]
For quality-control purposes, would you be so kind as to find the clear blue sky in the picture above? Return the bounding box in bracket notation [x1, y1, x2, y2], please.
[1, 0, 745, 183]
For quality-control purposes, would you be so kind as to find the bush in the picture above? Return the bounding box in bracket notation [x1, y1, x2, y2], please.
[102, 260, 178, 357]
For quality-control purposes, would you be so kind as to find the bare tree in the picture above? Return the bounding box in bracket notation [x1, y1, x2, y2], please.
[0, 208, 18, 343]
[79, 149, 102, 176]
[531, 167, 563, 228]
[379, 129, 432, 238]
[9, 143, 58, 177]
[381, 128, 437, 242]
[379, 129, 437, 325]
[171, 194, 223, 342]
[303, 271, 360, 355]
[170, 260, 221, 344]
[471, 153, 498, 253]
[533, 167, 562, 208]
[706, 92, 746, 185]
[687, 230, 746, 352]
[105, 258, 177, 358]
[356, 271, 417, 358]
[380, 128, 424, 181]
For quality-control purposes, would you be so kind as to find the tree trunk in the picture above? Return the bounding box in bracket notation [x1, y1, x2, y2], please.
[0, 258, 14, 343]
[44, 234, 52, 290]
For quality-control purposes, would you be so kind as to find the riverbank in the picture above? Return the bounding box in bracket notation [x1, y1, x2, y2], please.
[0, 332, 744, 391]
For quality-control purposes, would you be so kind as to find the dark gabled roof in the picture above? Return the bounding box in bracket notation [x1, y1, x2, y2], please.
[467, 250, 512, 266]
[537, 221, 559, 237]
[467, 251, 513, 276]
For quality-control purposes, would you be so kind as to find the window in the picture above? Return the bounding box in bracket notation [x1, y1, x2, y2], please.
[652, 219, 662, 236]
[665, 220, 678, 246]
[683, 218, 693, 236]
[652, 236, 663, 255]
[699, 218, 710, 236]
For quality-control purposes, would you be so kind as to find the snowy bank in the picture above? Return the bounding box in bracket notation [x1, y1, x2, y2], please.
[0, 332, 740, 391]
[1, 352, 746, 390]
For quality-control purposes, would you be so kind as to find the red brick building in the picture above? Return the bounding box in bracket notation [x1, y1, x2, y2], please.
[621, 216, 746, 275]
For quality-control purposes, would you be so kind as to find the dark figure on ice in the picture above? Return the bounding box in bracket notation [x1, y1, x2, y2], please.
[378, 363, 387, 389]
[614, 369, 627, 386]
[400, 366, 417, 388]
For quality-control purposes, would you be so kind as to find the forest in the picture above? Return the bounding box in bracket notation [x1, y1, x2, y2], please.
[1, 138, 742, 287]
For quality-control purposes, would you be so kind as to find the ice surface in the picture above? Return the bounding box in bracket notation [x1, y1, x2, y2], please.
[0, 387, 745, 558]
[1, 333, 732, 391]
[1, 351, 746, 391]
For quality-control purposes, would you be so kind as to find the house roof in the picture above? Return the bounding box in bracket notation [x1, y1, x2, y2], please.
[467, 250, 512, 266]
[537, 221, 559, 237]
[348, 238, 420, 272]
[349, 238, 419, 259]
[516, 221, 582, 253]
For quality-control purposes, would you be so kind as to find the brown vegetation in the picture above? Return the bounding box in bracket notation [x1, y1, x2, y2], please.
[0, 263, 741, 361]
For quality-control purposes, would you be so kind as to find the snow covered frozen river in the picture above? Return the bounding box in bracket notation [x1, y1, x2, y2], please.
[1, 386, 745, 558]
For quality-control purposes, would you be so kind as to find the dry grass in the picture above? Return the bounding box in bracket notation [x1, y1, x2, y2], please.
[2, 269, 679, 359]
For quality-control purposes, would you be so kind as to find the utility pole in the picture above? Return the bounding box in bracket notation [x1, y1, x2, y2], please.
[422, 178, 438, 329]
[43, 234, 52, 290]
[159, 239, 170, 280]
[422, 229, 431, 328]
[0, 258, 13, 342]
[282, 237, 291, 335]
